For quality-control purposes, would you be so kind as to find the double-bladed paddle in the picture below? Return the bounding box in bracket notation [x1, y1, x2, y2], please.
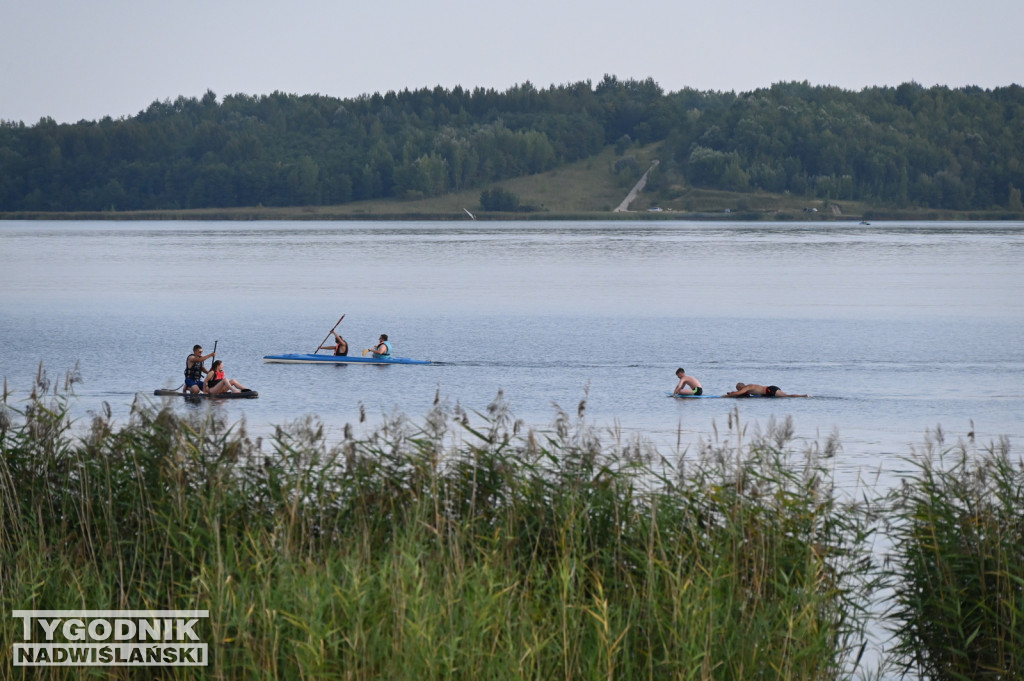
[313, 315, 345, 354]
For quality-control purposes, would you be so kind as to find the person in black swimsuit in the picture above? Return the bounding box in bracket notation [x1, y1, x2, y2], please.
[203, 360, 250, 395]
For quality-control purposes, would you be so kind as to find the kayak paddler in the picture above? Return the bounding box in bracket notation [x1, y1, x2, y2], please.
[319, 331, 349, 356]
[368, 334, 391, 358]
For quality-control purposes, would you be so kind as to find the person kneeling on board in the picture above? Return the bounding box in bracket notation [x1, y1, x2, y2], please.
[203, 360, 252, 395]
[725, 383, 808, 398]
[672, 368, 703, 396]
[184, 344, 215, 395]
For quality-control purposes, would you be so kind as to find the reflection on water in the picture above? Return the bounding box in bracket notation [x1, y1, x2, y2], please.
[1, 220, 1022, 492]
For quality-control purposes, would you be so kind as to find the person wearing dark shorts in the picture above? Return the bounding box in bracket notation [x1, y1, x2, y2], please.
[726, 383, 809, 398]
[672, 368, 704, 396]
[184, 344, 215, 394]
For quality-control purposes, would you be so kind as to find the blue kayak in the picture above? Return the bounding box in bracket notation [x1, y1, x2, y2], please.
[263, 353, 432, 365]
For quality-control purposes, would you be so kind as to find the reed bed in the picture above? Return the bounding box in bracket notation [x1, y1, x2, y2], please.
[882, 427, 1024, 680]
[2, 369, 1015, 680]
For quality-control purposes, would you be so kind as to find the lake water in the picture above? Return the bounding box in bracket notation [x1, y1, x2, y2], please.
[2, 219, 1022, 494]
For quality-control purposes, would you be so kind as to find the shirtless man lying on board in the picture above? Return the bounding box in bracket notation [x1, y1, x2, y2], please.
[725, 383, 809, 398]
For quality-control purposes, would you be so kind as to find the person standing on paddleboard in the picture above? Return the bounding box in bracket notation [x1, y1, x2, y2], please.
[672, 368, 703, 396]
[184, 344, 215, 395]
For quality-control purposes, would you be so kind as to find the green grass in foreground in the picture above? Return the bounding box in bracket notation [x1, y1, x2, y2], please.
[2, 371, 1022, 679]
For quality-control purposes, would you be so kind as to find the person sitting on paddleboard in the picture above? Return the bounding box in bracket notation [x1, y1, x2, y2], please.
[203, 360, 251, 395]
[672, 368, 703, 396]
[725, 383, 809, 398]
[319, 331, 348, 356]
[369, 334, 391, 359]
[184, 344, 215, 395]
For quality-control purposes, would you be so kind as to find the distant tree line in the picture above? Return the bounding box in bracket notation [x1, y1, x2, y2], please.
[664, 81, 1024, 210]
[1, 77, 1022, 212]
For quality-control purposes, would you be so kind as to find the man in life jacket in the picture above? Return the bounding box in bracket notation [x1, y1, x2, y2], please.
[184, 344, 215, 394]
[370, 334, 391, 359]
[319, 331, 349, 356]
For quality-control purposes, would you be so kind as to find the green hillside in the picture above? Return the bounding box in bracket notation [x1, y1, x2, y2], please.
[3, 78, 1024, 219]
[263, 144, 880, 220]
[8, 142, 1010, 222]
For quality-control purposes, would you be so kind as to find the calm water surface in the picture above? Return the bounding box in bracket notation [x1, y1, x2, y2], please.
[2, 220, 1022, 492]
[4, 218, 1021, 678]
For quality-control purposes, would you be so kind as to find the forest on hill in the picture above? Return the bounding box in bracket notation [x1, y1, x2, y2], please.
[1, 77, 1023, 214]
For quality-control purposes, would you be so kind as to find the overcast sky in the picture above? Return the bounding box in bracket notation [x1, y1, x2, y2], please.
[2, 0, 1022, 124]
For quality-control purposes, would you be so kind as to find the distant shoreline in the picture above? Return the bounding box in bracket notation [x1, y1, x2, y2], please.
[3, 207, 1022, 222]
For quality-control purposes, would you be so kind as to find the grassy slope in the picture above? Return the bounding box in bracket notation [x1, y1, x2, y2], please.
[3, 143, 1020, 221]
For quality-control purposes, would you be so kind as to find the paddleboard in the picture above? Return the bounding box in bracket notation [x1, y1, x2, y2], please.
[263, 353, 432, 365]
[666, 391, 810, 399]
[154, 389, 259, 399]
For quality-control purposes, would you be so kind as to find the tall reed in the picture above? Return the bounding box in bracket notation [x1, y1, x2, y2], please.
[883, 427, 1024, 680]
[2, 376, 879, 680]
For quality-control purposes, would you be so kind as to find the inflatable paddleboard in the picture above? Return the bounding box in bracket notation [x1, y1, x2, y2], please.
[154, 389, 259, 399]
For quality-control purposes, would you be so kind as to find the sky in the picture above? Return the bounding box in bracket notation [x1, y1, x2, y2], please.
[2, 0, 1022, 125]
